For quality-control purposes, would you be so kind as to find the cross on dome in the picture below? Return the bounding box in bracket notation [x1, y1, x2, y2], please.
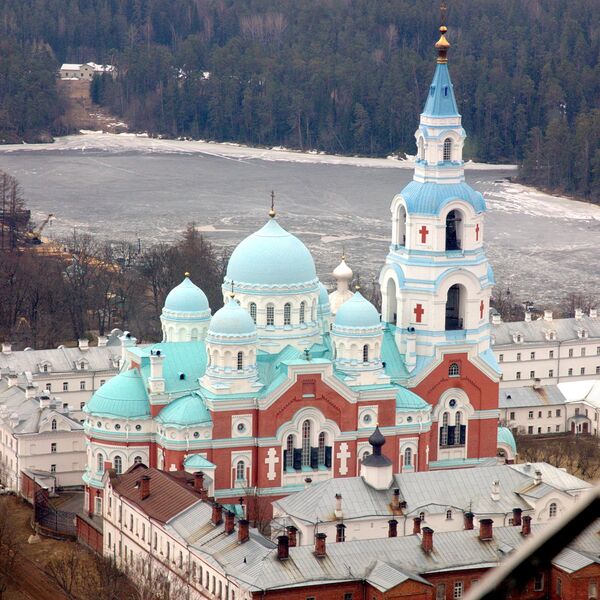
[269, 190, 276, 218]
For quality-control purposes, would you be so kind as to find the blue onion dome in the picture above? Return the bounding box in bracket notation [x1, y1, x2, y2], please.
[333, 292, 381, 330]
[225, 218, 317, 288]
[85, 368, 150, 419]
[156, 393, 211, 428]
[163, 275, 211, 318]
[207, 298, 257, 340]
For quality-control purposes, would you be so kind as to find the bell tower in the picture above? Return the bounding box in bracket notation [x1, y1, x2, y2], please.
[379, 22, 495, 369]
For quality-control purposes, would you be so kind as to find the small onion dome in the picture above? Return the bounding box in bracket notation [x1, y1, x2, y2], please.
[333, 257, 353, 281]
[156, 393, 211, 428]
[334, 292, 380, 329]
[85, 368, 150, 419]
[362, 425, 392, 467]
[225, 218, 317, 287]
[207, 298, 257, 338]
[163, 275, 210, 315]
[498, 426, 517, 454]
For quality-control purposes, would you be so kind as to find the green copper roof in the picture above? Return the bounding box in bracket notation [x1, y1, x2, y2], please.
[395, 387, 429, 411]
[156, 392, 211, 427]
[85, 367, 150, 419]
[498, 426, 517, 454]
[184, 454, 216, 470]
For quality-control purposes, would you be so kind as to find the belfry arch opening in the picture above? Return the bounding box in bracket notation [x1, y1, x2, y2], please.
[396, 205, 407, 247]
[445, 283, 466, 330]
[443, 137, 452, 161]
[385, 278, 398, 325]
[445, 209, 463, 251]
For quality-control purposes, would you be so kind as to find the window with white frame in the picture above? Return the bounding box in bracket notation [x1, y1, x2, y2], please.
[453, 581, 463, 598]
[80, 380, 86, 390]
[266, 304, 275, 326]
[549, 502, 557, 518]
[285, 435, 294, 469]
[51, 419, 57, 431]
[97, 453, 104, 473]
[114, 455, 123, 475]
[236, 460, 245, 481]
[299, 301, 306, 324]
[448, 362, 460, 377]
[443, 138, 452, 161]
[404, 447, 412, 467]
[440, 412, 449, 446]
[362, 344, 369, 363]
[249, 302, 257, 323]
[318, 432, 326, 466]
[62, 382, 68, 391]
[283, 303, 291, 326]
[237, 351, 243, 371]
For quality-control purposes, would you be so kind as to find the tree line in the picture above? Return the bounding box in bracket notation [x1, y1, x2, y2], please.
[0, 1, 599, 198]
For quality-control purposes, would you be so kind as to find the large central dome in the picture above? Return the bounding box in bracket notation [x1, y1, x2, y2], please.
[226, 218, 317, 288]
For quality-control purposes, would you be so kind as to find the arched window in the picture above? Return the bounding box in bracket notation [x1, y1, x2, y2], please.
[237, 351, 243, 371]
[249, 302, 257, 324]
[549, 502, 557, 518]
[97, 453, 104, 473]
[440, 412, 449, 447]
[449, 362, 460, 377]
[286, 435, 294, 469]
[455, 411, 464, 446]
[418, 137, 425, 160]
[445, 210, 462, 251]
[361, 450, 371, 461]
[445, 283, 464, 330]
[362, 344, 369, 363]
[301, 420, 311, 467]
[43, 364, 48, 372]
[284, 303, 291, 326]
[419, 511, 425, 522]
[51, 419, 57, 431]
[114, 455, 123, 475]
[236, 461, 245, 481]
[134, 456, 143, 465]
[299, 302, 306, 324]
[446, 509, 452, 520]
[318, 432, 326, 465]
[443, 137, 452, 161]
[266, 304, 275, 326]
[404, 447, 412, 467]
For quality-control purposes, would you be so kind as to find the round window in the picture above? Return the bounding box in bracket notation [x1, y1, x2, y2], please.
[237, 423, 246, 432]
[193, 431, 200, 438]
[407, 416, 413, 423]
[135, 424, 142, 431]
[363, 414, 372, 424]
[97, 421, 101, 428]
[115, 424, 121, 430]
[449, 399, 457, 408]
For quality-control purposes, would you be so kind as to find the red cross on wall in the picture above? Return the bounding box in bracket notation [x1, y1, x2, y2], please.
[475, 223, 480, 241]
[480, 300, 485, 319]
[419, 225, 429, 244]
[414, 303, 425, 323]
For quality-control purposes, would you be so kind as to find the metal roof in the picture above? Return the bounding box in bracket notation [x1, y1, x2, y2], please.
[499, 386, 567, 409]
[492, 314, 600, 346]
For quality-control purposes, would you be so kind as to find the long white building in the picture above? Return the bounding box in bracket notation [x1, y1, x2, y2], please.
[0, 383, 86, 492]
[491, 309, 600, 388]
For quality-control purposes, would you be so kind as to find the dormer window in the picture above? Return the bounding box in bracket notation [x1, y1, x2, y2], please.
[513, 332, 523, 344]
[443, 86, 449, 97]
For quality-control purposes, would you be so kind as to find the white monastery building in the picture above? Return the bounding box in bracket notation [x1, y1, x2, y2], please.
[60, 62, 116, 80]
[491, 309, 600, 388]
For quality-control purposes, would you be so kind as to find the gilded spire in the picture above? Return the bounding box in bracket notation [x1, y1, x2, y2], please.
[184, 271, 190, 278]
[435, 2, 450, 63]
[269, 190, 276, 218]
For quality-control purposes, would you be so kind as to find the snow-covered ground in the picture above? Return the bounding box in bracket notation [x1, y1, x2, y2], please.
[0, 132, 596, 306]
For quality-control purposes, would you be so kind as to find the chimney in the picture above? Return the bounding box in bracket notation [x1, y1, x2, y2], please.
[391, 488, 401, 511]
[1, 342, 11, 354]
[336, 523, 346, 543]
[119, 331, 137, 364]
[78, 338, 89, 351]
[277, 535, 289, 560]
[287, 525, 298, 547]
[521, 515, 532, 536]
[148, 350, 165, 394]
[97, 335, 108, 347]
[334, 493, 343, 519]
[238, 519, 249, 543]
[388, 519, 398, 538]
[139, 475, 150, 500]
[543, 310, 553, 322]
[464, 512, 474, 530]
[421, 527, 433, 553]
[533, 470, 542, 485]
[211, 503, 223, 526]
[491, 480, 500, 502]
[314, 533, 327, 558]
[512, 508, 523, 527]
[104, 460, 113, 472]
[25, 385, 37, 399]
[479, 518, 494, 541]
[492, 314, 501, 325]
[6, 371, 17, 387]
[575, 308, 583, 320]
[524, 312, 532, 322]
[590, 308, 597, 319]
[224, 510, 235, 535]
[194, 471, 205, 495]
[304, 477, 312, 489]
[413, 516, 422, 535]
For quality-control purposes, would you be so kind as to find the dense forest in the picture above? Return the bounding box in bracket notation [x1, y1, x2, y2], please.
[0, 0, 599, 198]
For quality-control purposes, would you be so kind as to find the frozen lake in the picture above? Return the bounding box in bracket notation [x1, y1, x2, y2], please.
[1, 133, 599, 305]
